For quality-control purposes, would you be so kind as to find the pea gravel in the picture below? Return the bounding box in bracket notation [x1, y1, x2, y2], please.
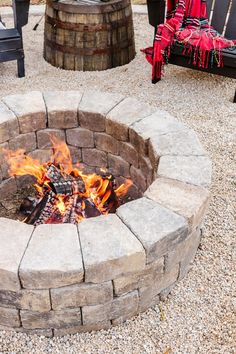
[0, 13, 235, 354]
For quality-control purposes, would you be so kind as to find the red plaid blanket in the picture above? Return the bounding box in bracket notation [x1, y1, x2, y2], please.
[142, 0, 236, 83]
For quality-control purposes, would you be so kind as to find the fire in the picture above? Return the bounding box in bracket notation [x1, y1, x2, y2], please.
[1, 136, 132, 225]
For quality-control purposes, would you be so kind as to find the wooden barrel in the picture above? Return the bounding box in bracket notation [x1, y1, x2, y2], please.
[44, 0, 136, 71]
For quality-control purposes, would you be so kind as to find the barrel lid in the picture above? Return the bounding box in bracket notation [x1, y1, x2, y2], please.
[47, 0, 131, 13]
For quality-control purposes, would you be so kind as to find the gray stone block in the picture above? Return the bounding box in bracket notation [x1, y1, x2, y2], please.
[117, 198, 188, 263]
[145, 177, 210, 230]
[130, 110, 186, 155]
[19, 224, 84, 289]
[0, 218, 33, 291]
[149, 129, 206, 158]
[51, 282, 113, 309]
[78, 214, 146, 283]
[158, 156, 212, 187]
[2, 91, 46, 134]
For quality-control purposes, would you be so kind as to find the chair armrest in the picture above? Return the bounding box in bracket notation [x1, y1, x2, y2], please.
[12, 0, 30, 31]
[147, 0, 165, 27]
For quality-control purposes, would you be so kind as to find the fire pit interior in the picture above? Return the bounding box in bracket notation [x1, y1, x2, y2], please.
[0, 91, 211, 337]
[1, 137, 133, 225]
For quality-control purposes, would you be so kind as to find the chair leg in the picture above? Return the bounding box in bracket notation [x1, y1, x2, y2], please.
[17, 57, 25, 78]
[234, 90, 236, 103]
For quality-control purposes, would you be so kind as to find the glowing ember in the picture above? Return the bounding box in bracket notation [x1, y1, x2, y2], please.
[2, 137, 132, 225]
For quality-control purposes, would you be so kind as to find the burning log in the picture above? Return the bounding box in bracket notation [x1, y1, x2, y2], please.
[2, 136, 132, 225]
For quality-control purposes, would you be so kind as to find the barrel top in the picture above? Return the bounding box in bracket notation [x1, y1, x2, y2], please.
[47, 0, 131, 13]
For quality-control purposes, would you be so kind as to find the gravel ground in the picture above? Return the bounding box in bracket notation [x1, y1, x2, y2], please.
[0, 13, 235, 354]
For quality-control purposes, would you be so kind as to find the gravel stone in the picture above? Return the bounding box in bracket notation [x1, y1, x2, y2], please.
[0, 12, 234, 354]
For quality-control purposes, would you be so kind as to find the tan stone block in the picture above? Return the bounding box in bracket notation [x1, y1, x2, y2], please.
[36, 129, 65, 149]
[82, 303, 111, 325]
[0, 102, 19, 144]
[2, 91, 47, 134]
[82, 148, 107, 168]
[129, 128, 147, 156]
[0, 178, 17, 201]
[94, 132, 119, 155]
[130, 166, 147, 193]
[0, 306, 20, 328]
[111, 290, 139, 320]
[66, 128, 94, 148]
[139, 155, 153, 186]
[79, 214, 146, 283]
[79, 90, 124, 118]
[113, 258, 164, 295]
[108, 154, 130, 177]
[0, 289, 51, 312]
[0, 218, 33, 291]
[29, 149, 52, 164]
[117, 198, 188, 263]
[54, 321, 111, 336]
[139, 265, 179, 312]
[145, 177, 210, 230]
[165, 228, 201, 280]
[9, 133, 37, 153]
[68, 146, 82, 164]
[51, 282, 113, 309]
[19, 224, 84, 289]
[44, 91, 82, 129]
[130, 110, 186, 155]
[0, 142, 10, 179]
[79, 111, 105, 132]
[20, 308, 82, 329]
[148, 140, 160, 171]
[15, 175, 36, 189]
[0, 325, 53, 337]
[119, 142, 139, 167]
[106, 97, 155, 141]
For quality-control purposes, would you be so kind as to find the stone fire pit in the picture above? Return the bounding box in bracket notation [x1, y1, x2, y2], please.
[0, 91, 211, 337]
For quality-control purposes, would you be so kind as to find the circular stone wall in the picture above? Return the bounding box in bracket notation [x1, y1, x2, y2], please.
[0, 91, 211, 337]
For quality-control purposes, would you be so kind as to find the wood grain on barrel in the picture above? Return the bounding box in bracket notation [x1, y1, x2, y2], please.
[44, 0, 136, 71]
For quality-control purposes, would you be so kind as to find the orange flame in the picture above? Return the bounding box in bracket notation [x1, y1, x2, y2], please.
[1, 136, 133, 224]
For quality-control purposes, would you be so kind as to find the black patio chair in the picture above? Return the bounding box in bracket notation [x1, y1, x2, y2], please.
[0, 0, 30, 77]
[147, 0, 236, 102]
